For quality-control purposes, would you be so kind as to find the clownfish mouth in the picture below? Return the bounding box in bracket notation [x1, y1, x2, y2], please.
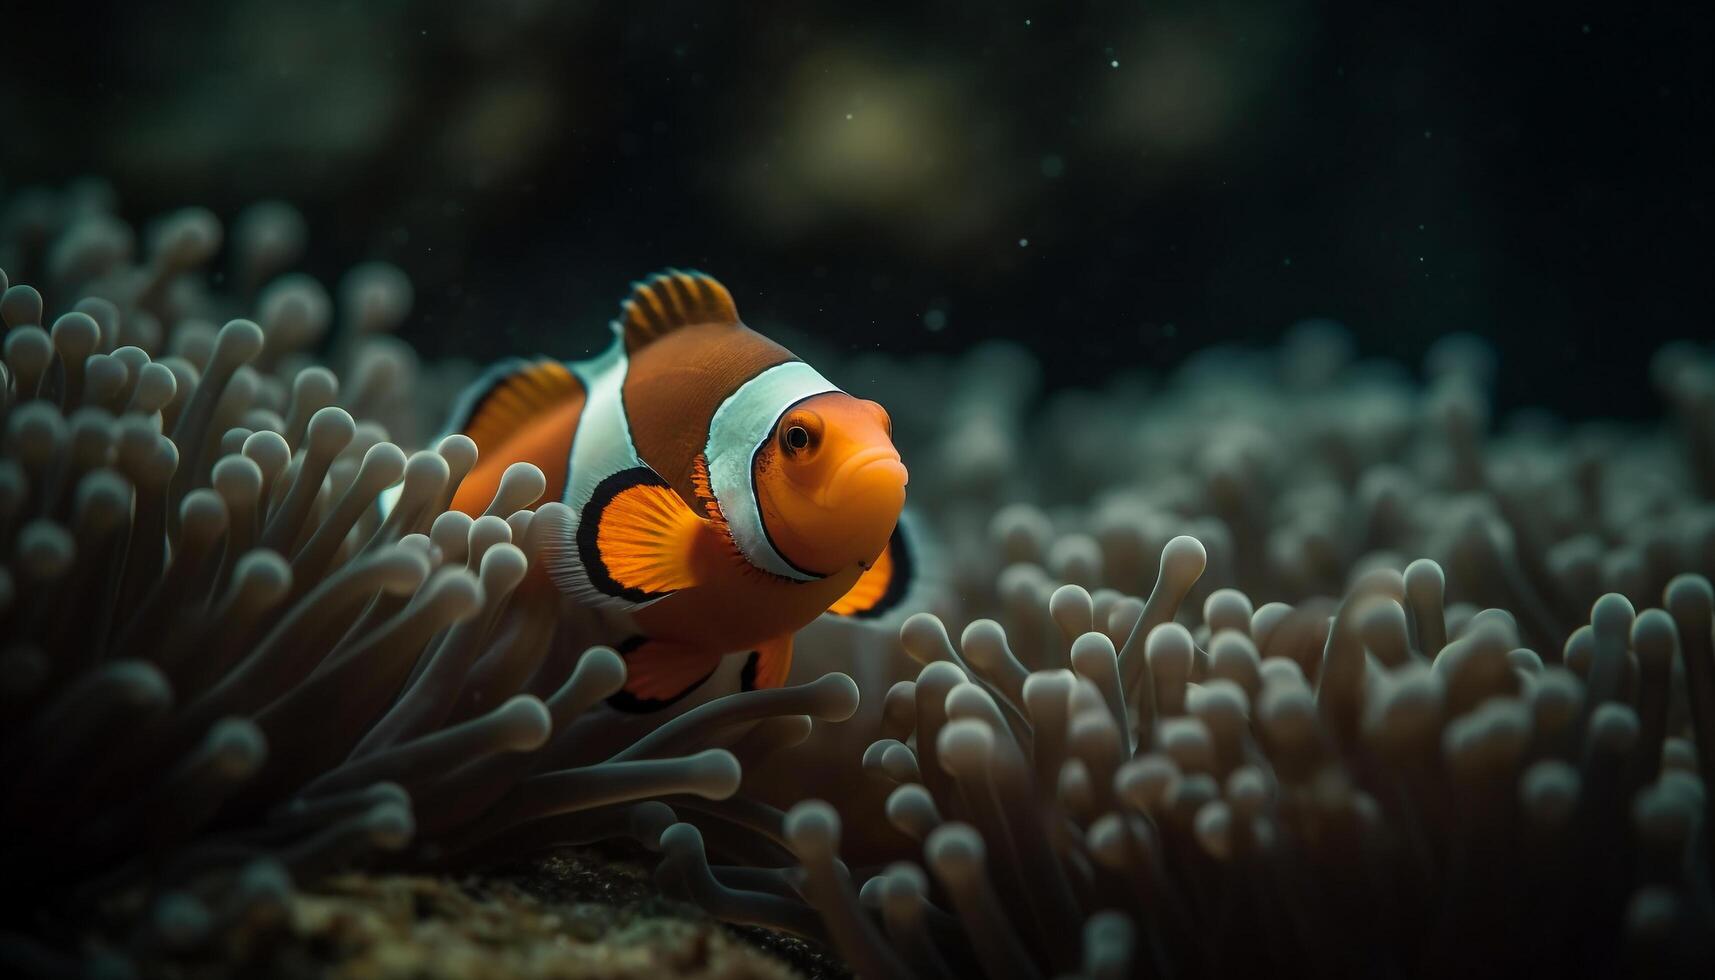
[820, 447, 909, 508]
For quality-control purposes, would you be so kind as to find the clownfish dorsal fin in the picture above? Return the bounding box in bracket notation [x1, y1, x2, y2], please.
[449, 358, 582, 460]
[618, 269, 739, 353]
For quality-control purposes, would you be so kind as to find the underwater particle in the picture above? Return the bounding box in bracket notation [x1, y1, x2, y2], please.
[1040, 154, 1066, 179]
[923, 308, 948, 332]
[1018, 238, 1029, 248]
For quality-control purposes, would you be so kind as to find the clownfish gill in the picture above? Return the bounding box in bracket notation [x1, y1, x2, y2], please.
[433, 270, 915, 712]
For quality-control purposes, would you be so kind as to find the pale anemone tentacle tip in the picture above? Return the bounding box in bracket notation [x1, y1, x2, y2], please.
[5, 182, 1715, 978]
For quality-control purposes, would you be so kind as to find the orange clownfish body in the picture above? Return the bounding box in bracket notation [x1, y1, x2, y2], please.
[440, 271, 912, 710]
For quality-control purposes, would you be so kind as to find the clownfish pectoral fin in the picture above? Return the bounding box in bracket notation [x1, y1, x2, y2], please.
[618, 270, 740, 354]
[607, 637, 722, 713]
[825, 518, 917, 620]
[579, 468, 718, 603]
[742, 634, 795, 691]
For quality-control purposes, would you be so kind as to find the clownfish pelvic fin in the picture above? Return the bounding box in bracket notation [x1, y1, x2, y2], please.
[744, 633, 795, 691]
[607, 637, 722, 712]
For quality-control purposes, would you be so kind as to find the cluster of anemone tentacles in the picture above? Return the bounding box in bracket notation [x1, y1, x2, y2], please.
[0, 185, 863, 976]
[700, 544, 1715, 979]
[665, 333, 1715, 977]
[4, 180, 1715, 980]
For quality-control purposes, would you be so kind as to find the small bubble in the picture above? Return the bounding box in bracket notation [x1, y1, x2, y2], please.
[1018, 238, 1030, 248]
[1110, 59, 1120, 68]
[1025, 18, 1032, 26]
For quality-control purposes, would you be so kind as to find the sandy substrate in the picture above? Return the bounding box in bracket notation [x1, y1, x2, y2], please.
[136, 848, 846, 980]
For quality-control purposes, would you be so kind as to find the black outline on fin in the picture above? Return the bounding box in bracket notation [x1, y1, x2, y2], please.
[605, 636, 718, 714]
[856, 522, 914, 619]
[833, 522, 914, 620]
[449, 356, 578, 438]
[577, 467, 681, 604]
[740, 651, 760, 692]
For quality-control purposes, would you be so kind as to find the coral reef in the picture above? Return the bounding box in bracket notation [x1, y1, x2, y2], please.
[3, 180, 1714, 979]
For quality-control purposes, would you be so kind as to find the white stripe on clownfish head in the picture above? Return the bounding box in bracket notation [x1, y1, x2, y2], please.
[704, 359, 840, 582]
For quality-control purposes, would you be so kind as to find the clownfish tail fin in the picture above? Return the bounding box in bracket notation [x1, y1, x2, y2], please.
[616, 269, 739, 353]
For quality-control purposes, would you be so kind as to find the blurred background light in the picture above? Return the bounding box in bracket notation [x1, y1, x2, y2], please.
[1, 0, 1707, 418]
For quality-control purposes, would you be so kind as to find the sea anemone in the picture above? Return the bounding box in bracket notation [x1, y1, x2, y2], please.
[0, 183, 859, 975]
[4, 180, 1713, 979]
[681, 326, 1715, 977]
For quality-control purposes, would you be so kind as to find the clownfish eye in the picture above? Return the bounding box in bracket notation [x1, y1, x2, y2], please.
[779, 409, 823, 456]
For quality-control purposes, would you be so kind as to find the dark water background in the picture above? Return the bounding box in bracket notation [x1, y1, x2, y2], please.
[4, 0, 1709, 420]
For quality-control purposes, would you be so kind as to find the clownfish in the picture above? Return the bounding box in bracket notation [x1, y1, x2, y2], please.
[439, 270, 913, 710]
